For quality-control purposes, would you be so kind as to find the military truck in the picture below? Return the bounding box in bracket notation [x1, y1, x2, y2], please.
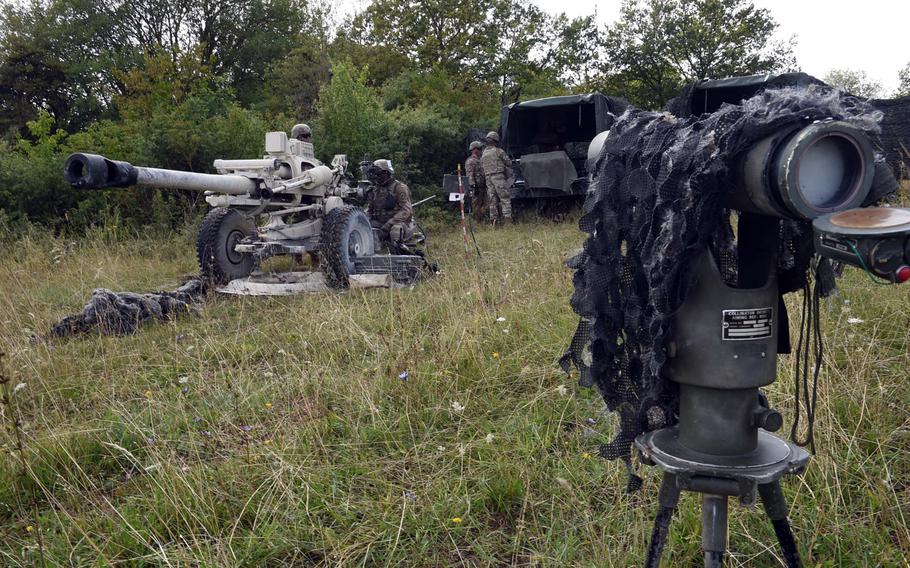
[444, 93, 628, 215]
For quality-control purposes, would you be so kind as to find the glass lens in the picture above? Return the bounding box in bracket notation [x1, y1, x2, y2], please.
[798, 135, 860, 209]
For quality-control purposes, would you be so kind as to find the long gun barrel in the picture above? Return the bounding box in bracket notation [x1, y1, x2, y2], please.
[65, 153, 258, 195]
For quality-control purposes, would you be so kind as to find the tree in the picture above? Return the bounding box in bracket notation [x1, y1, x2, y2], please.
[599, 0, 796, 108]
[101, 0, 329, 106]
[666, 0, 794, 83]
[0, 0, 126, 135]
[256, 40, 331, 119]
[350, 0, 490, 78]
[313, 61, 392, 163]
[386, 104, 463, 191]
[546, 14, 603, 89]
[347, 0, 600, 106]
[599, 0, 681, 108]
[0, 0, 330, 136]
[897, 63, 910, 97]
[823, 68, 883, 99]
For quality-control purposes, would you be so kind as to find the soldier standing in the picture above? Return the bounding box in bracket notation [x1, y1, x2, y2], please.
[480, 131, 512, 224]
[291, 123, 315, 158]
[366, 159, 413, 253]
[465, 140, 486, 221]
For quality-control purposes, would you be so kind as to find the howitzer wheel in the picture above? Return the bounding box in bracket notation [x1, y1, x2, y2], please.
[319, 205, 374, 288]
[197, 208, 256, 284]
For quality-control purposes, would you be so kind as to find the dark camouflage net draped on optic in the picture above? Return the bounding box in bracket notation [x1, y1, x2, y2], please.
[870, 95, 910, 178]
[562, 86, 897, 488]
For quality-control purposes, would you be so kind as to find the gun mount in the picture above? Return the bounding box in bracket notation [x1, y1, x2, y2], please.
[64, 131, 428, 288]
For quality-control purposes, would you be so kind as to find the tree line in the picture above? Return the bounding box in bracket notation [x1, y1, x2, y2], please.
[0, 0, 906, 231]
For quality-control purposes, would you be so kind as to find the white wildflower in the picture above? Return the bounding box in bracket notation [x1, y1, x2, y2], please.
[485, 433, 495, 444]
[13, 382, 26, 394]
[557, 384, 568, 396]
[451, 401, 465, 413]
[496, 317, 506, 322]
[177, 376, 189, 384]
[437, 445, 446, 451]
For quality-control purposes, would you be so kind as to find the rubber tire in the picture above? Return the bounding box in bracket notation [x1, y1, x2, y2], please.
[319, 205, 374, 289]
[197, 208, 256, 284]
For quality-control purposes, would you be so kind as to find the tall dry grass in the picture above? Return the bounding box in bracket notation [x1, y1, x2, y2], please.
[0, 217, 907, 566]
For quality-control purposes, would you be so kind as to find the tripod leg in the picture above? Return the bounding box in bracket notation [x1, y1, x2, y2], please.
[644, 473, 681, 568]
[701, 494, 728, 568]
[758, 482, 802, 568]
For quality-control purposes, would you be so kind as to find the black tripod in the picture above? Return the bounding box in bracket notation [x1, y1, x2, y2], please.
[642, 472, 803, 568]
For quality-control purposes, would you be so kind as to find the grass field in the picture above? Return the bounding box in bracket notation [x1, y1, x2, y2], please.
[0, 217, 908, 567]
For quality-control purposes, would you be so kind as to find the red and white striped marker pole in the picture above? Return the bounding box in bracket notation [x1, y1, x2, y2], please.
[456, 164, 470, 258]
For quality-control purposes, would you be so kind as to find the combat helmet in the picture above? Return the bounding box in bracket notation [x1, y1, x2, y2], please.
[372, 159, 394, 174]
[367, 158, 394, 185]
[291, 123, 312, 140]
[469, 141, 483, 151]
[484, 131, 500, 143]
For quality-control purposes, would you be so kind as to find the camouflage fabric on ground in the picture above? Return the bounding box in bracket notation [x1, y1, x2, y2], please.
[50, 279, 206, 338]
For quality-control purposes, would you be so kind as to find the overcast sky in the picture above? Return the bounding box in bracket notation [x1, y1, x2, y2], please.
[338, 0, 908, 96]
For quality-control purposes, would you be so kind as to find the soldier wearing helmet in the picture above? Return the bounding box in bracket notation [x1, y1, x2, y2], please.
[291, 123, 312, 141]
[290, 124, 315, 158]
[465, 140, 486, 220]
[480, 130, 513, 224]
[366, 159, 413, 252]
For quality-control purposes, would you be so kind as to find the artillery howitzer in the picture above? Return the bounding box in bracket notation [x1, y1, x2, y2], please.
[65, 132, 426, 287]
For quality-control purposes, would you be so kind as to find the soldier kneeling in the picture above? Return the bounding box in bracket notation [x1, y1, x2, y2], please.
[366, 159, 415, 254]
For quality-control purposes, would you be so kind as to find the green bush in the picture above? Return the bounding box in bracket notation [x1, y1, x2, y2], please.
[386, 105, 463, 193]
[0, 113, 76, 229]
[314, 60, 393, 163]
[0, 53, 271, 233]
[0, 56, 478, 233]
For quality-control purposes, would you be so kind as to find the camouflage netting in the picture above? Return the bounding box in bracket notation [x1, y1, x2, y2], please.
[870, 95, 910, 179]
[562, 85, 897, 489]
[50, 279, 206, 338]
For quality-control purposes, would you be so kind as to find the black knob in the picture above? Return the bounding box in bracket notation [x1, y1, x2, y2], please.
[755, 409, 783, 432]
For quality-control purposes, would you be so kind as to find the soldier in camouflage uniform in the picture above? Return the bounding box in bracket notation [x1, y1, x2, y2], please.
[366, 159, 413, 253]
[480, 131, 513, 224]
[465, 140, 486, 221]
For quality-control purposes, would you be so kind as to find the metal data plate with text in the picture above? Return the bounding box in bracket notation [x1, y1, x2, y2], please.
[721, 307, 772, 340]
